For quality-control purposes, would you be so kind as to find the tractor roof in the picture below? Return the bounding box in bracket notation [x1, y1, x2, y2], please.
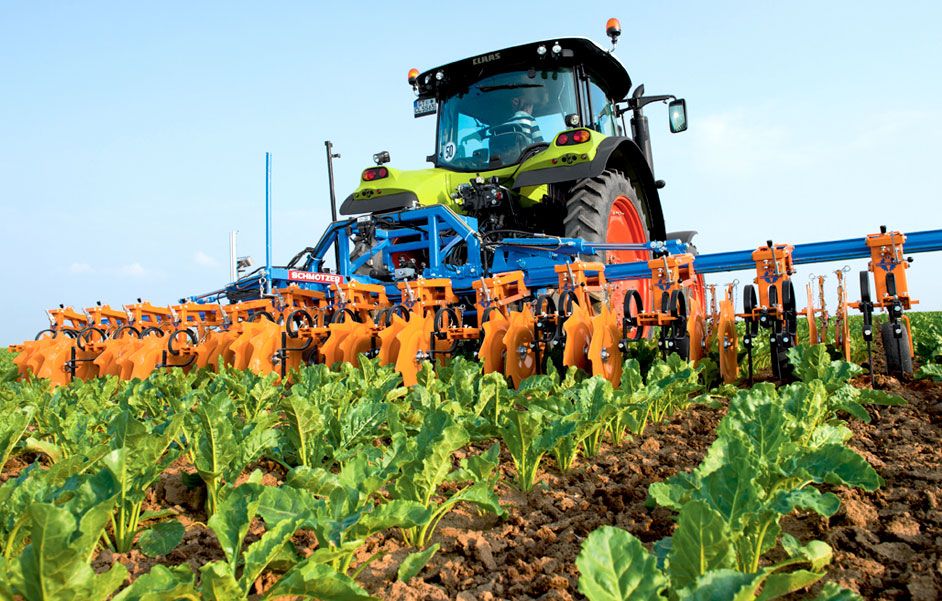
[415, 37, 632, 102]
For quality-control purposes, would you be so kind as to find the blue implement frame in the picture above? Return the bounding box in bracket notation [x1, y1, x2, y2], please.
[188, 204, 942, 305]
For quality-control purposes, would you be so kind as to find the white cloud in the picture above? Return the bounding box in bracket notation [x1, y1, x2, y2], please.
[119, 262, 147, 277]
[194, 250, 218, 268]
[69, 262, 94, 274]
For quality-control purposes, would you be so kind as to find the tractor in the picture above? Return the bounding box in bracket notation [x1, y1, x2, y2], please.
[339, 19, 691, 318]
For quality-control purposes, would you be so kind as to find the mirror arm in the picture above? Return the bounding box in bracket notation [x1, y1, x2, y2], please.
[628, 94, 676, 110]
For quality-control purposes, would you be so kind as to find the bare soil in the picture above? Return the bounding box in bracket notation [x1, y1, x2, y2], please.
[788, 375, 942, 601]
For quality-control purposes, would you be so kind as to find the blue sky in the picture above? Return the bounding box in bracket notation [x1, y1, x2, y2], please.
[2, 1, 940, 342]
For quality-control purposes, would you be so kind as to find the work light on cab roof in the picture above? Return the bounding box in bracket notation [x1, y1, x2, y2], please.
[606, 17, 622, 47]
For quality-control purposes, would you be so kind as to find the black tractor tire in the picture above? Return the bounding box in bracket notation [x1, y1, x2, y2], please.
[563, 169, 652, 260]
[881, 321, 913, 377]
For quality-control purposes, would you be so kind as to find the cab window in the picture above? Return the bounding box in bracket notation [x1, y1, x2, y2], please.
[587, 79, 617, 137]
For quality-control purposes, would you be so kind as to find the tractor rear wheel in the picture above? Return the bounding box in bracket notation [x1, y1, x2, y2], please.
[564, 169, 652, 324]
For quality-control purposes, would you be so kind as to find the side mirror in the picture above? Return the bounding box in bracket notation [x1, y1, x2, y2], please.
[668, 99, 688, 133]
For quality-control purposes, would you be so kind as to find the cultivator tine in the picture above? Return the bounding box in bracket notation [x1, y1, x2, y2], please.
[562, 302, 593, 374]
[858, 271, 875, 386]
[805, 283, 818, 345]
[395, 310, 435, 386]
[371, 312, 402, 366]
[718, 296, 739, 383]
[686, 292, 706, 363]
[834, 268, 852, 362]
[320, 320, 360, 366]
[503, 304, 538, 388]
[479, 310, 509, 374]
[587, 304, 623, 384]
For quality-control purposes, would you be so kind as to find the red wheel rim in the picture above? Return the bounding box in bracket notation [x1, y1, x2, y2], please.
[606, 195, 651, 325]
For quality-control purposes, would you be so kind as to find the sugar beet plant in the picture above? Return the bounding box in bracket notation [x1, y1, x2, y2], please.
[576, 344, 903, 600]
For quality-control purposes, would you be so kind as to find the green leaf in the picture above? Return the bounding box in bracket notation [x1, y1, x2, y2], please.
[138, 520, 185, 557]
[242, 515, 305, 586]
[21, 437, 62, 463]
[699, 462, 761, 526]
[916, 363, 942, 382]
[809, 582, 863, 601]
[397, 543, 440, 582]
[279, 393, 326, 467]
[793, 445, 882, 491]
[18, 496, 128, 601]
[391, 410, 469, 506]
[679, 569, 762, 601]
[771, 489, 841, 518]
[788, 344, 862, 391]
[112, 565, 196, 601]
[808, 423, 853, 447]
[358, 500, 431, 532]
[648, 472, 699, 512]
[576, 526, 667, 601]
[207, 483, 263, 566]
[256, 484, 319, 528]
[0, 405, 32, 472]
[668, 500, 735, 591]
[446, 442, 500, 483]
[721, 390, 788, 465]
[500, 408, 576, 492]
[446, 481, 505, 517]
[778, 535, 833, 571]
[756, 570, 825, 600]
[265, 558, 376, 600]
[856, 388, 906, 406]
[199, 561, 243, 601]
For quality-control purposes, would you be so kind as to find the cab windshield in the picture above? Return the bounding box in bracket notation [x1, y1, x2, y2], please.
[436, 68, 577, 171]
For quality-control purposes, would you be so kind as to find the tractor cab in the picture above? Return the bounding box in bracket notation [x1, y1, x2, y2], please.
[413, 38, 630, 172]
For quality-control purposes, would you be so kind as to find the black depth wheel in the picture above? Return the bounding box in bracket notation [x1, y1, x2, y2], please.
[253, 311, 276, 323]
[622, 289, 644, 341]
[558, 290, 578, 318]
[781, 280, 797, 342]
[432, 306, 461, 355]
[77, 326, 107, 351]
[112, 325, 141, 339]
[668, 291, 690, 360]
[330, 308, 358, 324]
[34, 328, 57, 340]
[881, 321, 913, 377]
[286, 309, 314, 338]
[167, 329, 198, 356]
[859, 271, 874, 341]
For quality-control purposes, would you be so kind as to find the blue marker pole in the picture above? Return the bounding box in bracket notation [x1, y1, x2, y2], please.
[265, 152, 272, 295]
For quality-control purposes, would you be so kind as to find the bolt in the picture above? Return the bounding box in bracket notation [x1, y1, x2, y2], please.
[517, 345, 528, 359]
[600, 348, 610, 361]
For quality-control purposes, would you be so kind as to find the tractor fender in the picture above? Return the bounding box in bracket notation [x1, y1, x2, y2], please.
[666, 230, 700, 255]
[339, 191, 419, 216]
[512, 136, 666, 240]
